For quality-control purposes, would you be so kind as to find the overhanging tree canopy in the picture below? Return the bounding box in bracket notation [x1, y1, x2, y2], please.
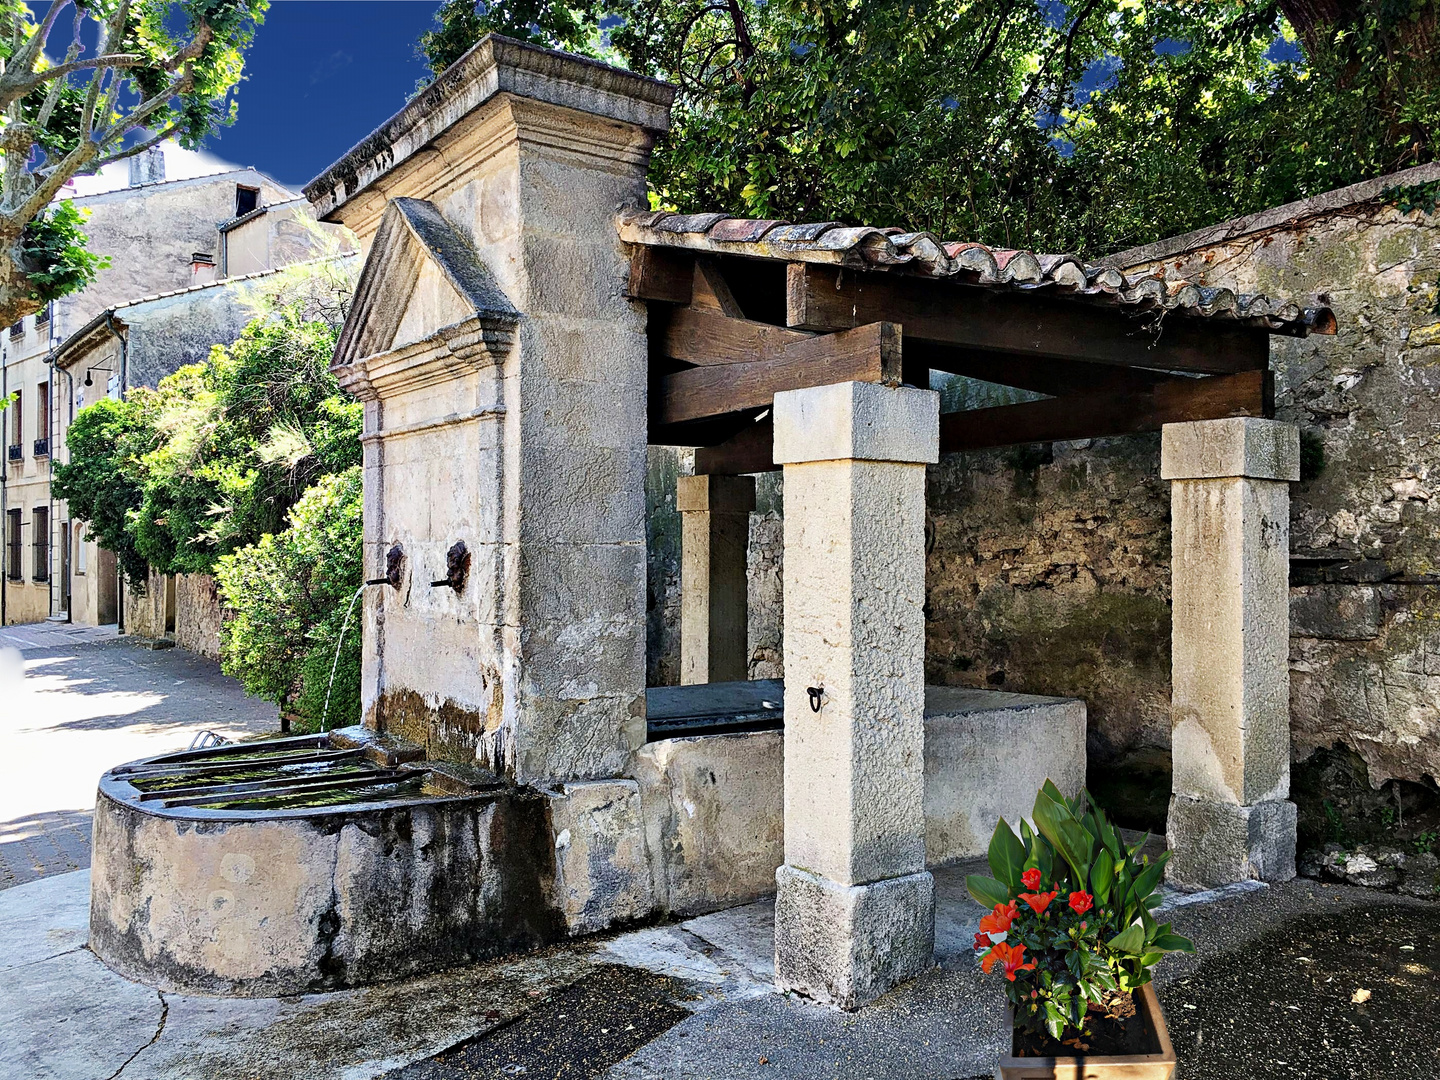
[0, 0, 268, 325]
[417, 0, 1440, 255]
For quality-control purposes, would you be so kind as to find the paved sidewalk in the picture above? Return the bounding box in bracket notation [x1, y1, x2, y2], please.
[0, 625, 279, 890]
[2, 864, 1432, 1080]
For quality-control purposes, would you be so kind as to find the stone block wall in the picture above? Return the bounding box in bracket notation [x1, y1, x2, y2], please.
[642, 165, 1440, 787]
[175, 573, 222, 659]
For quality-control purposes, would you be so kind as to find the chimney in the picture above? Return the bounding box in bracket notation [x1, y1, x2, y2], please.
[127, 145, 166, 187]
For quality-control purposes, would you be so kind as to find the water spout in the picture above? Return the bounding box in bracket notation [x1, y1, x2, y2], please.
[320, 583, 369, 732]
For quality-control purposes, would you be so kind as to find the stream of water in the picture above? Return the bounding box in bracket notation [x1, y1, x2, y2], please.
[320, 583, 367, 731]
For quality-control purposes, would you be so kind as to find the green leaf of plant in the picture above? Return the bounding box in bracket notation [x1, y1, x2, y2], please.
[966, 874, 1011, 910]
[1131, 861, 1165, 904]
[988, 818, 1027, 892]
[1090, 847, 1115, 903]
[1151, 933, 1197, 953]
[1107, 923, 1146, 954]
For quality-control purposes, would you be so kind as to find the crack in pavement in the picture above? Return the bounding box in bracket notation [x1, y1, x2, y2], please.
[104, 990, 167, 1080]
[1, 943, 88, 973]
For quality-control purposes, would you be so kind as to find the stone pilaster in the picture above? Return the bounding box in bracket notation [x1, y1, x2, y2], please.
[677, 474, 754, 684]
[1162, 417, 1300, 887]
[313, 37, 676, 785]
[771, 380, 938, 1009]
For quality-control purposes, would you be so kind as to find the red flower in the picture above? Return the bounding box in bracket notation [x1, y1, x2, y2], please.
[1018, 889, 1058, 915]
[1004, 944, 1037, 981]
[974, 932, 992, 951]
[983, 941, 1039, 981]
[1021, 868, 1043, 890]
[1068, 890, 1094, 915]
[979, 900, 1018, 936]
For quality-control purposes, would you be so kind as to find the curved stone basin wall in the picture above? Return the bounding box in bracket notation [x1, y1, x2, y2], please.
[90, 734, 563, 997]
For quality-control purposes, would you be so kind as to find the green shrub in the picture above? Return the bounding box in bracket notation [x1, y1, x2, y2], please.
[214, 467, 363, 729]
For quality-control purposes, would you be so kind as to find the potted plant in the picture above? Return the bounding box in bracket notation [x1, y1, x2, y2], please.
[968, 781, 1194, 1079]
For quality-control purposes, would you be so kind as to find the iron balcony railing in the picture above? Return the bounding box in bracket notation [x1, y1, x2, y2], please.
[6, 443, 21, 463]
[33, 437, 48, 457]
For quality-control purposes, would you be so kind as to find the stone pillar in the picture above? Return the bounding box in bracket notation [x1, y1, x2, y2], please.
[771, 381, 939, 1010]
[1162, 417, 1300, 887]
[309, 37, 676, 785]
[677, 474, 754, 684]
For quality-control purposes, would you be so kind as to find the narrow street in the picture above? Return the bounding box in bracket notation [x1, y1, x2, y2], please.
[0, 623, 279, 890]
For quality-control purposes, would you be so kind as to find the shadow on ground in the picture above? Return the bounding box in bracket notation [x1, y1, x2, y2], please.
[1166, 902, 1440, 1079]
[0, 810, 94, 889]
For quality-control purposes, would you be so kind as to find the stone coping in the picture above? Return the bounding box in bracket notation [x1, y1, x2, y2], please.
[645, 678, 1081, 724]
[305, 33, 675, 222]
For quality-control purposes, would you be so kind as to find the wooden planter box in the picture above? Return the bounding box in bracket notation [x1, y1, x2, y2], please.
[997, 982, 1176, 1079]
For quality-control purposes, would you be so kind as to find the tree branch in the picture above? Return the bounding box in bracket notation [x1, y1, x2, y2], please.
[87, 122, 181, 171]
[12, 0, 70, 76]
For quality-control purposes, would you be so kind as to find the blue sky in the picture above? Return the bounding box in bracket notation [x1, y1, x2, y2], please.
[210, 1, 440, 191]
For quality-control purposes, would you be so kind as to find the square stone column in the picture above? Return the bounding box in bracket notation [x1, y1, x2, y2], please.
[677, 474, 755, 684]
[1162, 417, 1300, 887]
[771, 381, 938, 1009]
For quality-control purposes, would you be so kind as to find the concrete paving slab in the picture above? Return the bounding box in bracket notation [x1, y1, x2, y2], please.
[0, 868, 90, 970]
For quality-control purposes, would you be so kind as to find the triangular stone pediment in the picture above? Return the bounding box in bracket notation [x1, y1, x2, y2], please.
[333, 197, 518, 370]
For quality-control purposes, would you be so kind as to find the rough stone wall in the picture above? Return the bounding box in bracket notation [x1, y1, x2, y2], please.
[123, 567, 167, 640]
[175, 572, 222, 659]
[923, 438, 1173, 761]
[1112, 189, 1440, 786]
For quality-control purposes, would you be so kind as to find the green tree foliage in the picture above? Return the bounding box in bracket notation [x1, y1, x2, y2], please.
[214, 466, 363, 729]
[50, 392, 158, 582]
[53, 261, 360, 581]
[131, 315, 361, 574]
[0, 0, 268, 325]
[416, 0, 1440, 255]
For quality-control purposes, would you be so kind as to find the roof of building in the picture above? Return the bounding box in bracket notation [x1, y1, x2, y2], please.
[619, 210, 1336, 338]
[51, 255, 359, 370]
[218, 196, 313, 235]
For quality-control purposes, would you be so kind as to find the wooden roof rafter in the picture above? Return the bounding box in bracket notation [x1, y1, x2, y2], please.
[627, 231, 1330, 474]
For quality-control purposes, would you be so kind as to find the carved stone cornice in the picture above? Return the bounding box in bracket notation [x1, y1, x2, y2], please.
[334, 313, 515, 402]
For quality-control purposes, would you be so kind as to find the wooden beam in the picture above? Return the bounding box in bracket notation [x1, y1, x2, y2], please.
[788, 263, 1270, 375]
[938, 369, 1274, 454]
[658, 322, 902, 426]
[694, 417, 776, 475]
[910, 342, 1182, 397]
[627, 246, 694, 304]
[691, 258, 746, 316]
[662, 306, 813, 366]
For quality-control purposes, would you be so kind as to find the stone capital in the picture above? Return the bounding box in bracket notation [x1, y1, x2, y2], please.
[676, 474, 756, 514]
[1160, 417, 1300, 481]
[773, 381, 939, 465]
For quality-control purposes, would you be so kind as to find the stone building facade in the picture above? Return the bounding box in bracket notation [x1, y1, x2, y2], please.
[5, 139, 353, 631]
[645, 162, 1440, 792]
[1, 141, 299, 625]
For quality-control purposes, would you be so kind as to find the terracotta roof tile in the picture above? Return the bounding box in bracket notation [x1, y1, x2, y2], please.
[617, 210, 1336, 337]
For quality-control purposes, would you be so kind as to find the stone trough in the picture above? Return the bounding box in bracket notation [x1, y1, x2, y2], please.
[90, 684, 1084, 996]
[89, 727, 565, 996]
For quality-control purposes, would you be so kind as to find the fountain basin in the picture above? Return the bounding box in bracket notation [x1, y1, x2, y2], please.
[89, 727, 565, 996]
